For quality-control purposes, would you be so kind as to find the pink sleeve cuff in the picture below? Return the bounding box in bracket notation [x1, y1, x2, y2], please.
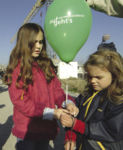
[73, 119, 85, 134]
[65, 130, 76, 142]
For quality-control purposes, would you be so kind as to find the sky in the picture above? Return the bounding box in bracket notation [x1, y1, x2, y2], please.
[0, 0, 123, 65]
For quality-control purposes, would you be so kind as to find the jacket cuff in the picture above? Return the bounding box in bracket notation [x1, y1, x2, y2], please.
[72, 119, 85, 134]
[65, 130, 76, 142]
[43, 107, 54, 120]
[62, 99, 74, 108]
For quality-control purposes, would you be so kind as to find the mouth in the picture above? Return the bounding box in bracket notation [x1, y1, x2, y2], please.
[92, 85, 98, 88]
[34, 50, 40, 54]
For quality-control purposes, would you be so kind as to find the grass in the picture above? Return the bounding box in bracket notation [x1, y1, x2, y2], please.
[59, 77, 87, 95]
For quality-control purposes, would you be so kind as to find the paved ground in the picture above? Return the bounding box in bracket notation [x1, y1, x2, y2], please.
[0, 81, 16, 150]
[0, 80, 66, 150]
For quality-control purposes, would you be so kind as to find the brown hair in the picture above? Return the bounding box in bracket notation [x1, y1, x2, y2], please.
[4, 23, 56, 90]
[84, 50, 123, 104]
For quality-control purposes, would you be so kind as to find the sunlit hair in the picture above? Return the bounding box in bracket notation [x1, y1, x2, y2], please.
[84, 50, 123, 104]
[4, 23, 56, 90]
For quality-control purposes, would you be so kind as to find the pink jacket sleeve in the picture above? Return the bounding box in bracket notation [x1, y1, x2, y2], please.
[9, 86, 44, 117]
[8, 69, 44, 118]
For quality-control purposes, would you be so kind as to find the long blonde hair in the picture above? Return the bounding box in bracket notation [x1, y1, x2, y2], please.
[4, 23, 56, 90]
[84, 50, 123, 104]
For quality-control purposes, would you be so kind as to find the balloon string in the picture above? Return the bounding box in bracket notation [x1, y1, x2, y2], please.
[66, 84, 72, 150]
[66, 84, 68, 105]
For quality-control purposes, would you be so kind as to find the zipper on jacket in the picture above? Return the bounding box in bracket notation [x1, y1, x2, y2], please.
[21, 91, 24, 100]
[97, 141, 105, 150]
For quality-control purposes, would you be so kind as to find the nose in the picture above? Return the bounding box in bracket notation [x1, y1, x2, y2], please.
[90, 77, 96, 84]
[35, 41, 43, 50]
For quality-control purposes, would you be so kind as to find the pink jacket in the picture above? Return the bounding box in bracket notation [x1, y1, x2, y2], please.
[8, 63, 73, 140]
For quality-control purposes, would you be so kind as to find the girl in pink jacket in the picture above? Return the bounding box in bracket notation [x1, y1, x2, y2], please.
[4, 23, 77, 150]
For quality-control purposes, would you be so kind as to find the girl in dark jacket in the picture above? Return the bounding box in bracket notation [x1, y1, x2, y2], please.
[60, 49, 123, 150]
[3, 23, 77, 150]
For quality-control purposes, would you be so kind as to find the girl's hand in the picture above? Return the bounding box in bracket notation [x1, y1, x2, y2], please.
[66, 103, 79, 117]
[54, 108, 69, 120]
[60, 113, 75, 128]
[64, 141, 76, 150]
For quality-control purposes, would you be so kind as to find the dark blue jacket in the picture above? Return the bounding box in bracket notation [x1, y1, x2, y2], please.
[75, 91, 123, 150]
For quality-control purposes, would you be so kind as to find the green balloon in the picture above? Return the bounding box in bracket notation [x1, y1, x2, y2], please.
[44, 0, 92, 62]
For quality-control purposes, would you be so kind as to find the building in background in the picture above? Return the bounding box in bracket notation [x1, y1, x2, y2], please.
[58, 62, 78, 79]
[52, 57, 85, 79]
[78, 64, 85, 79]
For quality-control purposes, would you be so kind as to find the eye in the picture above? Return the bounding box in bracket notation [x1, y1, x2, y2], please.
[86, 75, 92, 80]
[86, 74, 90, 78]
[35, 40, 43, 44]
[39, 40, 43, 44]
[96, 76, 103, 79]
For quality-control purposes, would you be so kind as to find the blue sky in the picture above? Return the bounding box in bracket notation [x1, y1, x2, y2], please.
[0, 0, 123, 65]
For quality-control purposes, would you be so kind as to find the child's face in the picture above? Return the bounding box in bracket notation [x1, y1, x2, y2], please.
[32, 31, 43, 58]
[87, 65, 112, 91]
